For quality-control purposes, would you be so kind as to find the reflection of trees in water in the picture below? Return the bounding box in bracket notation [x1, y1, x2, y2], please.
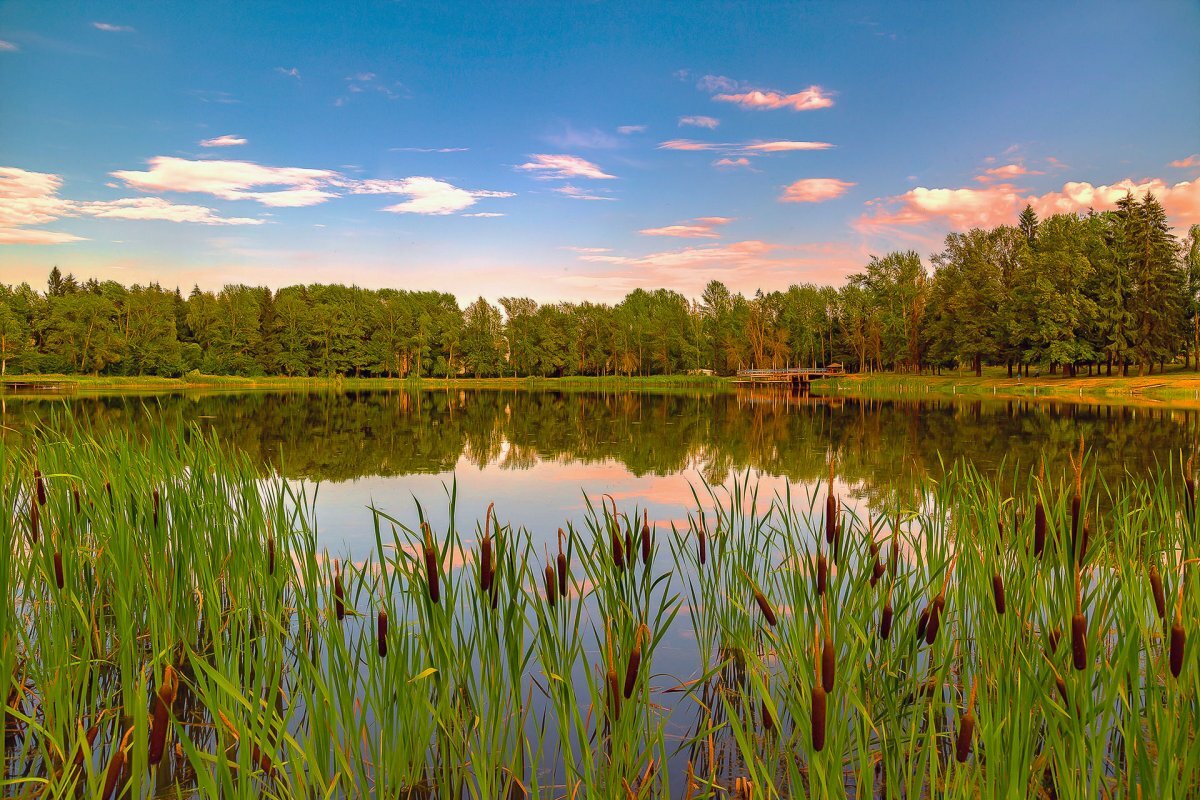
[3, 390, 1194, 497]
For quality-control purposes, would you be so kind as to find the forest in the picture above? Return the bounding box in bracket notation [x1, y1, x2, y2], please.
[1, 192, 1197, 379]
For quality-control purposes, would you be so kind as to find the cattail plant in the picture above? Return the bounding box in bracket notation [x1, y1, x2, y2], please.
[816, 552, 828, 596]
[480, 506, 495, 596]
[34, 468, 46, 506]
[697, 511, 707, 567]
[811, 630, 826, 753]
[102, 726, 135, 800]
[377, 607, 388, 657]
[148, 664, 179, 766]
[641, 510, 652, 566]
[623, 624, 645, 699]
[915, 606, 929, 643]
[72, 485, 80, 515]
[1170, 568, 1188, 679]
[1068, 437, 1084, 556]
[992, 570, 1005, 615]
[152, 487, 160, 529]
[556, 528, 568, 597]
[825, 455, 837, 546]
[744, 570, 777, 627]
[761, 696, 775, 733]
[1047, 627, 1062, 656]
[821, 598, 835, 693]
[1187, 453, 1196, 518]
[53, 550, 64, 591]
[606, 497, 626, 571]
[1149, 563, 1166, 621]
[605, 628, 621, 724]
[879, 584, 894, 640]
[1071, 570, 1087, 671]
[267, 534, 276, 576]
[422, 522, 440, 603]
[333, 560, 345, 622]
[954, 679, 976, 763]
[544, 555, 558, 609]
[29, 494, 39, 543]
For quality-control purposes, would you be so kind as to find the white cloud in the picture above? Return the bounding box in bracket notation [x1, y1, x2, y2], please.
[462, 212, 505, 218]
[390, 147, 469, 153]
[112, 156, 338, 206]
[679, 115, 720, 129]
[276, 67, 301, 80]
[92, 22, 135, 33]
[517, 154, 616, 180]
[199, 134, 247, 148]
[76, 197, 262, 225]
[617, 125, 646, 135]
[0, 40, 18, 52]
[351, 177, 514, 215]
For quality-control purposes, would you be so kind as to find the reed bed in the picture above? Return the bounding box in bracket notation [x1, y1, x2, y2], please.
[1, 423, 1198, 798]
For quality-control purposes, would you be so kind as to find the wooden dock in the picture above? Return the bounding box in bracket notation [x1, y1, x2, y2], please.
[733, 364, 845, 387]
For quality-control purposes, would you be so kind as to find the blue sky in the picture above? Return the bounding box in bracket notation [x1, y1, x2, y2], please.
[1, 1, 1197, 302]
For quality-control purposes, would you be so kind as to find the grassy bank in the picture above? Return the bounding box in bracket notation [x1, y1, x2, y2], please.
[3, 423, 1199, 797]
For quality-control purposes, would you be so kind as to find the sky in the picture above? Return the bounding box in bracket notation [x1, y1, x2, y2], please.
[1, 1, 1198, 303]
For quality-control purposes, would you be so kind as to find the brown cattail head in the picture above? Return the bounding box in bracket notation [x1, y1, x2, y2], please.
[104, 480, 112, 507]
[811, 631, 826, 752]
[606, 628, 621, 723]
[870, 553, 885, 588]
[267, 535, 275, 576]
[1150, 564, 1166, 621]
[880, 586, 894, 640]
[422, 523, 440, 603]
[480, 530, 494, 596]
[73, 486, 81, 515]
[1187, 454, 1197, 516]
[954, 680, 977, 763]
[152, 488, 160, 528]
[623, 625, 645, 699]
[544, 557, 558, 609]
[1047, 627, 1062, 656]
[762, 697, 775, 732]
[925, 599, 942, 646]
[102, 726, 135, 800]
[557, 528, 568, 597]
[333, 560, 345, 622]
[745, 571, 777, 627]
[916, 606, 930, 643]
[821, 599, 835, 694]
[641, 511, 652, 566]
[147, 665, 179, 766]
[377, 608, 388, 657]
[53, 551, 64, 591]
[816, 553, 828, 596]
[697, 518, 707, 567]
[1170, 576, 1187, 678]
[34, 469, 46, 507]
[992, 572, 1005, 615]
[1071, 571, 1087, 671]
[611, 524, 626, 572]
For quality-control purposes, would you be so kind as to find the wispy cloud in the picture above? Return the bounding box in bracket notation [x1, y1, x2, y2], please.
[543, 125, 619, 149]
[188, 89, 240, 104]
[552, 185, 616, 201]
[0, 40, 18, 52]
[76, 197, 262, 225]
[390, 146, 469, 153]
[339, 71, 406, 103]
[696, 75, 835, 111]
[659, 139, 834, 168]
[276, 67, 301, 80]
[617, 125, 646, 135]
[462, 212, 505, 218]
[780, 178, 855, 203]
[679, 115, 719, 129]
[351, 176, 513, 215]
[199, 134, 247, 148]
[640, 216, 733, 238]
[743, 141, 833, 153]
[561, 246, 612, 253]
[1171, 155, 1200, 169]
[517, 154, 616, 180]
[713, 157, 752, 169]
[974, 163, 1043, 183]
[92, 22, 135, 33]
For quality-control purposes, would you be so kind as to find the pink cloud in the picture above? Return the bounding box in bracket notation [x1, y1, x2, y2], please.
[1171, 155, 1200, 169]
[199, 134, 247, 148]
[516, 154, 615, 180]
[713, 157, 752, 169]
[658, 139, 721, 151]
[780, 178, 855, 203]
[640, 217, 733, 239]
[857, 175, 1200, 235]
[975, 163, 1044, 183]
[713, 86, 834, 112]
[112, 156, 338, 206]
[743, 141, 834, 153]
[679, 115, 720, 129]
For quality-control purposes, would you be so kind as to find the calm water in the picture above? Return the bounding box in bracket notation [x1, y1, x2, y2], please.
[2, 387, 1194, 555]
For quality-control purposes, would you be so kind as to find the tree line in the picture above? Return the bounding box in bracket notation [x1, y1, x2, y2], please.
[1, 192, 1197, 379]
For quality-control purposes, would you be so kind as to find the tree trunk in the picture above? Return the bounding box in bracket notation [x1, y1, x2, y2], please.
[974, 354, 982, 377]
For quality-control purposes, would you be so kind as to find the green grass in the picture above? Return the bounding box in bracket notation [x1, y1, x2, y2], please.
[2, 423, 1198, 797]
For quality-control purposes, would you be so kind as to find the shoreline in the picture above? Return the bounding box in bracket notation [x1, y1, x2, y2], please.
[5, 369, 1200, 407]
